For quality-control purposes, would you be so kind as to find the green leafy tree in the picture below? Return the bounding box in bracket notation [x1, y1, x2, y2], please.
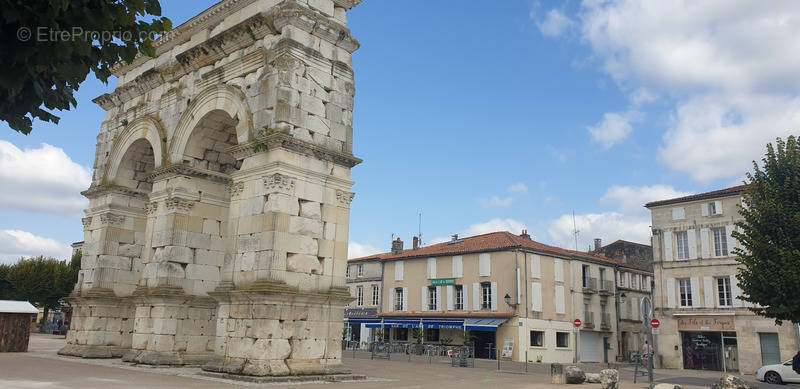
[734, 135, 800, 324]
[0, 263, 13, 299]
[5, 256, 77, 330]
[0, 0, 171, 134]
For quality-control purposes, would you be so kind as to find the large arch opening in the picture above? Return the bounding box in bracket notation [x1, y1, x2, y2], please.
[182, 109, 241, 174]
[115, 138, 156, 191]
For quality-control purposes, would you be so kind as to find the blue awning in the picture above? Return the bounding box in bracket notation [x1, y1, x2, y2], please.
[383, 319, 422, 328]
[345, 318, 381, 324]
[421, 319, 464, 329]
[464, 318, 508, 332]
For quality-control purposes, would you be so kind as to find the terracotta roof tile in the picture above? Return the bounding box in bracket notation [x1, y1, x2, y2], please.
[348, 231, 629, 269]
[645, 184, 748, 208]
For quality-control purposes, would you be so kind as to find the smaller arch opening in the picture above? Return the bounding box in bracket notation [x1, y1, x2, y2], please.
[183, 110, 241, 174]
[115, 138, 155, 191]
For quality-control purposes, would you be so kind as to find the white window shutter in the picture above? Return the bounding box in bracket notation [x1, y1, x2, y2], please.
[672, 207, 685, 220]
[463, 283, 469, 310]
[490, 282, 498, 311]
[402, 287, 408, 311]
[631, 297, 638, 321]
[472, 283, 480, 310]
[714, 200, 723, 215]
[731, 275, 742, 307]
[446, 285, 454, 311]
[666, 278, 676, 308]
[452, 256, 463, 278]
[555, 285, 565, 314]
[619, 296, 627, 319]
[421, 286, 427, 311]
[690, 277, 700, 307]
[531, 255, 541, 278]
[664, 231, 673, 262]
[388, 291, 394, 312]
[427, 258, 436, 279]
[436, 286, 442, 311]
[687, 229, 697, 259]
[703, 276, 714, 308]
[701, 203, 709, 216]
[700, 228, 710, 258]
[395, 262, 403, 281]
[479, 254, 491, 276]
[554, 258, 564, 282]
[725, 225, 737, 254]
[531, 282, 542, 312]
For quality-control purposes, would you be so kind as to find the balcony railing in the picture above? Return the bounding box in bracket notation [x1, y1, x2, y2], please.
[583, 277, 597, 293]
[600, 313, 612, 330]
[599, 280, 614, 295]
[584, 311, 595, 328]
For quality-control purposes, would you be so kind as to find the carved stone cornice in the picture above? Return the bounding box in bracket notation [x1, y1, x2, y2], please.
[336, 189, 354, 208]
[271, 1, 359, 53]
[175, 12, 276, 70]
[165, 197, 195, 213]
[99, 213, 126, 227]
[226, 182, 245, 198]
[81, 217, 93, 230]
[263, 173, 296, 195]
[146, 164, 232, 185]
[82, 184, 149, 200]
[144, 202, 159, 215]
[226, 132, 362, 168]
[333, 0, 363, 9]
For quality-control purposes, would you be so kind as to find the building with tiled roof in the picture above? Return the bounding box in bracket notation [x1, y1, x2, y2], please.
[647, 184, 796, 374]
[343, 230, 654, 364]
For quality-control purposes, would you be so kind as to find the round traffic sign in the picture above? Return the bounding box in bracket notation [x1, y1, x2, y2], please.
[573, 319, 582, 327]
[650, 318, 660, 328]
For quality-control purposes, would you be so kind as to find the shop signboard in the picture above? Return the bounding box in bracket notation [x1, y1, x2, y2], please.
[432, 278, 455, 286]
[676, 315, 734, 332]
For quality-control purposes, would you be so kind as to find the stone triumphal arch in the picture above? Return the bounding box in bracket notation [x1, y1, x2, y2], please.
[59, 0, 363, 377]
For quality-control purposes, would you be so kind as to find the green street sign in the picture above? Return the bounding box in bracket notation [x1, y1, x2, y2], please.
[431, 278, 455, 286]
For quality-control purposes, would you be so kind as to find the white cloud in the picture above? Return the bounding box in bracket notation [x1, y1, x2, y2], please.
[573, 0, 800, 181]
[548, 211, 651, 250]
[0, 230, 72, 264]
[587, 110, 643, 148]
[348, 242, 382, 259]
[480, 196, 514, 208]
[463, 218, 527, 237]
[537, 9, 574, 37]
[548, 184, 689, 249]
[507, 183, 528, 194]
[0, 141, 91, 217]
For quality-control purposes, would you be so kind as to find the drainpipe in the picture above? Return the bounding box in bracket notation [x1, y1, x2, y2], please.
[614, 265, 622, 361]
[378, 259, 385, 343]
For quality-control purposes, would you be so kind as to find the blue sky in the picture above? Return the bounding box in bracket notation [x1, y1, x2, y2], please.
[2, 0, 799, 262]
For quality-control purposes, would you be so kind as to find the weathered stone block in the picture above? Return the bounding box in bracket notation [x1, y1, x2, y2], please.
[153, 246, 193, 264]
[286, 253, 322, 274]
[289, 216, 323, 238]
[299, 201, 321, 219]
[264, 193, 299, 215]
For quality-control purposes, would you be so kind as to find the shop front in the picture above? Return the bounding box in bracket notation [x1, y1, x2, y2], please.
[368, 315, 509, 359]
[677, 315, 738, 372]
[344, 307, 380, 345]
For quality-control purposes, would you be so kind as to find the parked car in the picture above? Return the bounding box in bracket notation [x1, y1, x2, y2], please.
[755, 360, 800, 384]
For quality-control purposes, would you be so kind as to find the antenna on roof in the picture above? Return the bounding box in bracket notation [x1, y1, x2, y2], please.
[418, 209, 423, 247]
[572, 211, 580, 251]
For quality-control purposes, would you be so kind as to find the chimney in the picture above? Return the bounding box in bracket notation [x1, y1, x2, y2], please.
[391, 238, 404, 254]
[412, 236, 420, 250]
[520, 229, 531, 240]
[451, 234, 459, 242]
[594, 238, 602, 251]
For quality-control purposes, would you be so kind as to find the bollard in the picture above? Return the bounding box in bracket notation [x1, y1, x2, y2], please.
[497, 348, 500, 371]
[525, 350, 528, 373]
[551, 363, 566, 384]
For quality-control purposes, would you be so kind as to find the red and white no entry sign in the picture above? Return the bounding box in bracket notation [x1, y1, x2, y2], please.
[650, 318, 660, 328]
[573, 319, 582, 327]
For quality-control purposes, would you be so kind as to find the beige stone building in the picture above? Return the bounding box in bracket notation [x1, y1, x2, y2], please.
[647, 185, 799, 374]
[350, 231, 640, 364]
[343, 255, 383, 344]
[59, 0, 365, 377]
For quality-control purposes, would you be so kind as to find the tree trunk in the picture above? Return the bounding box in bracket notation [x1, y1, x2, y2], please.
[38, 307, 49, 333]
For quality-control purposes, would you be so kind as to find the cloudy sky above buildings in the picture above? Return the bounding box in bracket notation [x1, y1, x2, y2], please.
[1, 0, 798, 263]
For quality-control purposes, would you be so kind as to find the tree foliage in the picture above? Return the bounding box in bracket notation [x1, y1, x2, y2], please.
[0, 0, 171, 134]
[5, 256, 77, 310]
[733, 135, 800, 324]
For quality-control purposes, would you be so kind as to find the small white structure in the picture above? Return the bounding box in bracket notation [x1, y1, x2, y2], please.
[0, 300, 38, 352]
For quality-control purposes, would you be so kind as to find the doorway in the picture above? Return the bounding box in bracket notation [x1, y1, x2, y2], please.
[471, 330, 497, 359]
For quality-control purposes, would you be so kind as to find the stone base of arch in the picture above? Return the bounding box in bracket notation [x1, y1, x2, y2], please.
[120, 287, 218, 366]
[201, 284, 352, 377]
[58, 291, 134, 358]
